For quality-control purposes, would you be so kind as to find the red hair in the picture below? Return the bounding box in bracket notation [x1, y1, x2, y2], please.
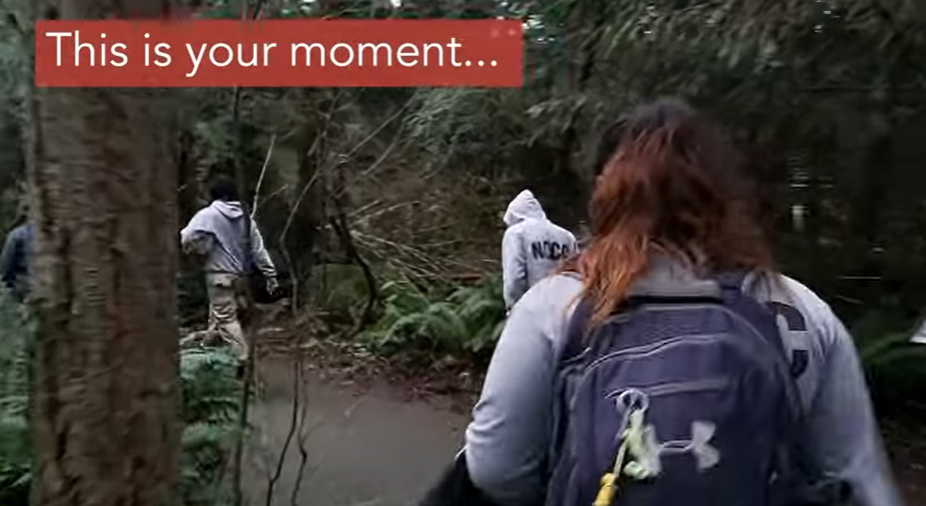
[566, 99, 772, 327]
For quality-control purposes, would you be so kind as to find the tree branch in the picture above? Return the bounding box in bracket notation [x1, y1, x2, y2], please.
[263, 357, 300, 506]
[251, 134, 276, 218]
[230, 4, 268, 506]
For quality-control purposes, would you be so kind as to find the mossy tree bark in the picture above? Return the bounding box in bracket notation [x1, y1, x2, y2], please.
[22, 1, 180, 505]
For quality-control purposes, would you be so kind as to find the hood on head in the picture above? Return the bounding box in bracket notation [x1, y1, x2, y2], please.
[503, 190, 546, 227]
[211, 200, 244, 220]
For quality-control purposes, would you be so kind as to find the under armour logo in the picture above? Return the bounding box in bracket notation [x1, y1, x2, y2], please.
[635, 421, 721, 476]
[614, 390, 722, 480]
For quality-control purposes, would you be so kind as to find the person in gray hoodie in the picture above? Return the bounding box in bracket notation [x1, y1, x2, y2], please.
[465, 99, 903, 506]
[501, 190, 577, 310]
[180, 175, 278, 363]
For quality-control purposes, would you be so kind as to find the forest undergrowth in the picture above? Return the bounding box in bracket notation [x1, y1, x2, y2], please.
[0, 288, 244, 506]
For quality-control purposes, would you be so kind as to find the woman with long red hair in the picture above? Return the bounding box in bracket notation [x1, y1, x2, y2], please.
[463, 99, 902, 506]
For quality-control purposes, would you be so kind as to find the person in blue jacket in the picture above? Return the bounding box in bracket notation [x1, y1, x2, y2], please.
[0, 219, 33, 303]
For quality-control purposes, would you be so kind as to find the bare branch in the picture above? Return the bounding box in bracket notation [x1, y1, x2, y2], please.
[329, 209, 378, 333]
[334, 124, 403, 198]
[252, 134, 276, 218]
[263, 358, 300, 506]
[290, 377, 323, 506]
[230, 2, 269, 504]
[338, 100, 411, 165]
[278, 92, 342, 249]
[276, 91, 341, 312]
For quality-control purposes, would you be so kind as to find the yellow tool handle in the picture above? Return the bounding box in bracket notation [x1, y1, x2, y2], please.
[593, 472, 616, 506]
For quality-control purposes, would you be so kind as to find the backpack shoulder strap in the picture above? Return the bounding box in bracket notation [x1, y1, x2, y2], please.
[237, 202, 257, 276]
[714, 270, 811, 495]
[714, 270, 748, 292]
[562, 297, 593, 363]
[714, 270, 802, 410]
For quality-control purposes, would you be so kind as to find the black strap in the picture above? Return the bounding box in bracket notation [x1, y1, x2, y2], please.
[561, 298, 593, 363]
[237, 201, 257, 277]
[714, 270, 748, 292]
[417, 452, 500, 506]
[714, 271, 815, 498]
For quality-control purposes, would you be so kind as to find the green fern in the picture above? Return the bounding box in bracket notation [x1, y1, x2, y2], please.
[849, 309, 926, 413]
[0, 288, 32, 505]
[0, 282, 242, 506]
[858, 331, 925, 368]
[468, 319, 506, 354]
[381, 280, 431, 313]
[177, 346, 242, 506]
[180, 347, 241, 425]
[849, 310, 926, 372]
[360, 276, 506, 357]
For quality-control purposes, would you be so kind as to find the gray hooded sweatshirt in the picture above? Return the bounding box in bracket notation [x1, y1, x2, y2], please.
[180, 200, 277, 280]
[465, 255, 903, 506]
[502, 190, 577, 310]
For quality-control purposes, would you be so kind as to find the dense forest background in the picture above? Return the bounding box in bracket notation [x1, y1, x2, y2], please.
[1, 0, 926, 505]
[1, 0, 925, 408]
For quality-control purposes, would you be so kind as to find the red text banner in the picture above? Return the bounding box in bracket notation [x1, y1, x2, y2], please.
[34, 19, 523, 88]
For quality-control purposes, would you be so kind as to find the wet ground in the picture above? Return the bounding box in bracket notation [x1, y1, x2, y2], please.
[246, 357, 468, 506]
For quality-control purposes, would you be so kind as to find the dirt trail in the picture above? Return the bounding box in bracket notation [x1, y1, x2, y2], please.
[247, 357, 468, 506]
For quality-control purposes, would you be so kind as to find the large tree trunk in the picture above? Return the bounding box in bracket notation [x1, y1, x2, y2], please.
[24, 2, 180, 506]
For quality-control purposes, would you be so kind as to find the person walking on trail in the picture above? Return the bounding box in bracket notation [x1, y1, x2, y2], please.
[180, 175, 279, 365]
[0, 217, 33, 303]
[501, 190, 577, 311]
[464, 99, 903, 506]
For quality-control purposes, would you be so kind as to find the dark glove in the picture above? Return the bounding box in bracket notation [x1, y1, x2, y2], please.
[265, 277, 279, 296]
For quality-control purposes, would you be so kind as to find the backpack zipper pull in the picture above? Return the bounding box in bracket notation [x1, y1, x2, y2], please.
[593, 437, 628, 506]
[593, 403, 645, 506]
[622, 409, 661, 480]
[594, 391, 657, 506]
